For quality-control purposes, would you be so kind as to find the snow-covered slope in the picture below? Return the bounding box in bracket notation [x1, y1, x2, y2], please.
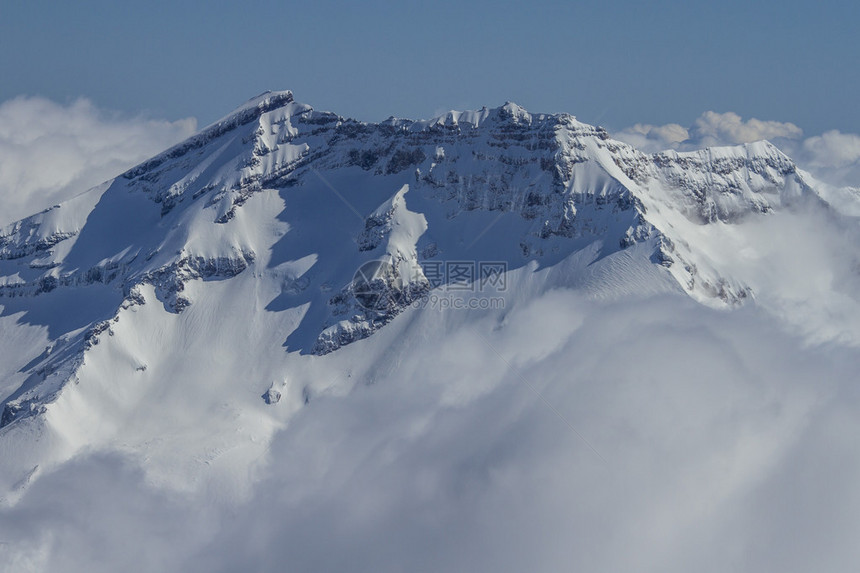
[1, 91, 859, 572]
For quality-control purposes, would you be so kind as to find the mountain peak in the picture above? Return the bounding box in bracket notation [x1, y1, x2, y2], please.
[206, 90, 296, 129]
[414, 101, 538, 130]
[120, 90, 310, 181]
[498, 101, 532, 123]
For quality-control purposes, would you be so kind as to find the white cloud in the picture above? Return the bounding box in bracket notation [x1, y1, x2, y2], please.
[0, 96, 196, 226]
[795, 130, 860, 188]
[689, 111, 802, 147]
[802, 130, 860, 168]
[612, 122, 689, 153]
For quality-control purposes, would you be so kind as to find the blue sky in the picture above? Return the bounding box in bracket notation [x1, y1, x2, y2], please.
[1, 0, 858, 133]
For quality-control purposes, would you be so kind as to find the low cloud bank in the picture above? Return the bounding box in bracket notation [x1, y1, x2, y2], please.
[1, 290, 858, 573]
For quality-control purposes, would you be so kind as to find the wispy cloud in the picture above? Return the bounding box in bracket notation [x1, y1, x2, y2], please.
[0, 96, 197, 226]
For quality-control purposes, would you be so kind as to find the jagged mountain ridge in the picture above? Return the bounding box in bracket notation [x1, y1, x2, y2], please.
[0, 91, 842, 487]
[0, 90, 814, 300]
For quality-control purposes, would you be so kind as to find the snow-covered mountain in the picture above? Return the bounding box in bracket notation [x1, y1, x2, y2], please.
[1, 91, 859, 572]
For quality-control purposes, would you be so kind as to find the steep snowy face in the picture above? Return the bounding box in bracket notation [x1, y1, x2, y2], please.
[640, 142, 820, 303]
[601, 140, 822, 304]
[0, 91, 854, 499]
[650, 142, 810, 222]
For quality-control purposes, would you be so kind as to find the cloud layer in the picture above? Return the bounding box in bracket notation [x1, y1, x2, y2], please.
[0, 96, 196, 226]
[1, 291, 858, 573]
[614, 111, 860, 187]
